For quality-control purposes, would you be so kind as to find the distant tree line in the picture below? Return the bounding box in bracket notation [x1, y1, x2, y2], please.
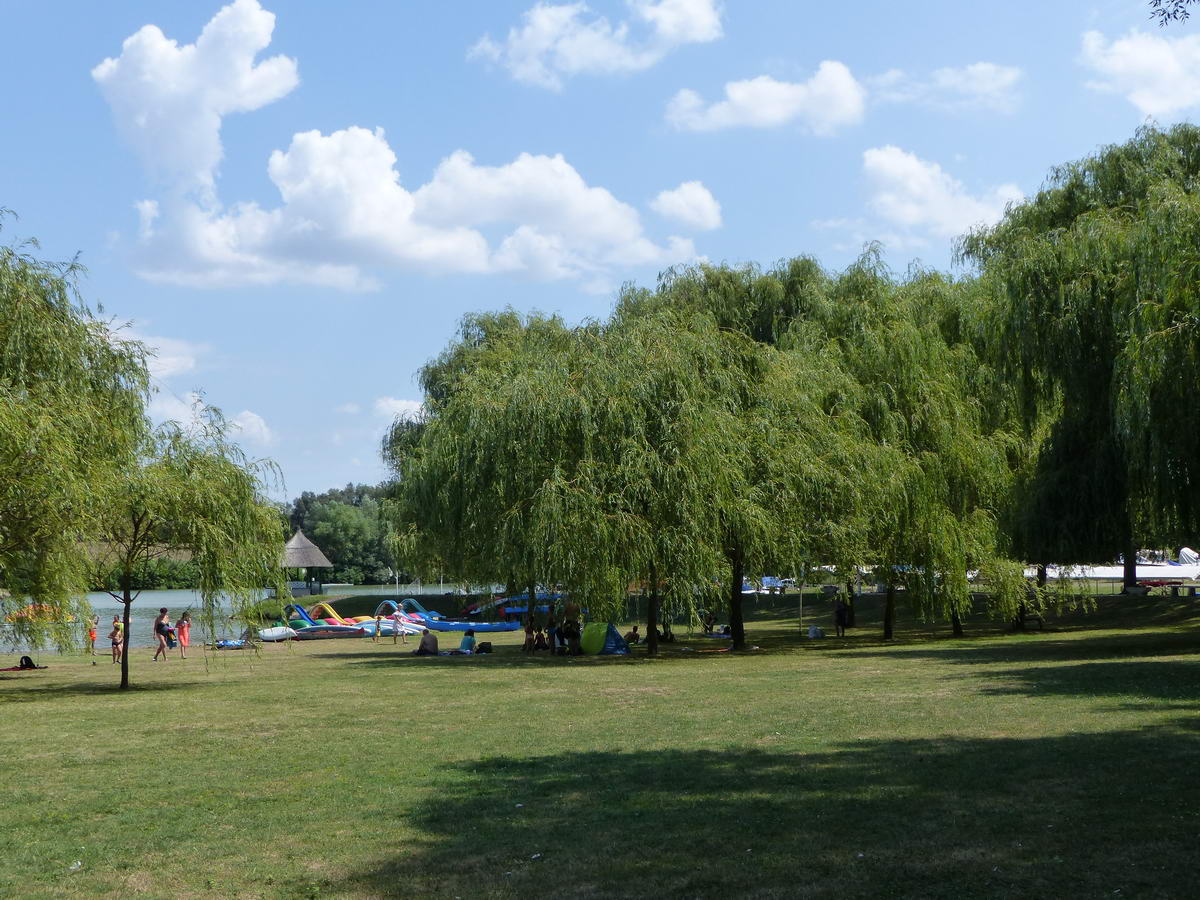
[287, 483, 401, 585]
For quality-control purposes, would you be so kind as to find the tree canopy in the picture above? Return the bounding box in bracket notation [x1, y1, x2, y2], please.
[962, 124, 1200, 578]
[92, 408, 285, 688]
[0, 228, 149, 645]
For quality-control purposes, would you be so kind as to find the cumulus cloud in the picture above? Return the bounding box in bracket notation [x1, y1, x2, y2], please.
[231, 409, 274, 445]
[148, 390, 273, 445]
[862, 146, 1022, 239]
[650, 181, 721, 230]
[148, 390, 204, 427]
[92, 0, 297, 201]
[870, 62, 1022, 113]
[374, 397, 423, 420]
[139, 332, 207, 379]
[97, 2, 696, 291]
[1080, 29, 1200, 117]
[470, 0, 722, 90]
[666, 62, 866, 134]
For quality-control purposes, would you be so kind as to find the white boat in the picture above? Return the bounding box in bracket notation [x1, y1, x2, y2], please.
[257, 626, 297, 642]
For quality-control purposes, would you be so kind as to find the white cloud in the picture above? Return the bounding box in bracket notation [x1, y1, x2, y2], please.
[470, 0, 722, 90]
[148, 390, 204, 426]
[1080, 29, 1200, 117]
[667, 62, 866, 134]
[140, 333, 207, 379]
[870, 62, 1022, 113]
[231, 409, 274, 445]
[862, 146, 1022, 239]
[148, 391, 273, 446]
[97, 4, 696, 291]
[374, 397, 423, 421]
[650, 181, 722, 230]
[92, 0, 297, 202]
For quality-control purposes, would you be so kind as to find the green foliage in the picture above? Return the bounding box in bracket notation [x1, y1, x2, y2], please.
[92, 407, 286, 688]
[288, 483, 396, 583]
[963, 124, 1200, 561]
[90, 556, 201, 591]
[0, 220, 149, 647]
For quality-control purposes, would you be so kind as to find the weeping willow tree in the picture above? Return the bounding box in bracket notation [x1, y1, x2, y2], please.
[962, 124, 1200, 586]
[0, 226, 150, 649]
[619, 262, 894, 648]
[385, 308, 742, 653]
[90, 405, 285, 689]
[815, 259, 1023, 636]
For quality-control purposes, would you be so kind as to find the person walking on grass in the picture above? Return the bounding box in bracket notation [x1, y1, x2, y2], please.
[175, 611, 191, 659]
[390, 610, 408, 645]
[152, 608, 171, 661]
[834, 597, 848, 638]
[86, 616, 98, 656]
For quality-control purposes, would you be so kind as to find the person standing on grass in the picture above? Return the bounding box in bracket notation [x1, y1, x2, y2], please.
[109, 620, 123, 664]
[86, 616, 98, 656]
[152, 608, 171, 661]
[522, 621, 535, 652]
[390, 610, 408, 645]
[176, 611, 191, 659]
[546, 615, 559, 654]
[834, 597, 848, 638]
[372, 614, 383, 643]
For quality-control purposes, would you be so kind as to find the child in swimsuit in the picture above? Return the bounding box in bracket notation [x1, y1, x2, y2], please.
[87, 618, 98, 656]
[175, 612, 191, 659]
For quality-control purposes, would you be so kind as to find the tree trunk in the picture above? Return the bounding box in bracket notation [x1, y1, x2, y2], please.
[883, 581, 896, 640]
[646, 563, 660, 657]
[1123, 539, 1138, 592]
[1036, 564, 1047, 588]
[797, 566, 808, 632]
[951, 607, 964, 637]
[729, 546, 746, 650]
[119, 570, 132, 690]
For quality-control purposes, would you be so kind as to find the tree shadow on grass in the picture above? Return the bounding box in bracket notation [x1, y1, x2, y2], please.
[0, 678, 206, 702]
[307, 648, 686, 670]
[839, 629, 1200, 667]
[977, 659, 1200, 709]
[322, 725, 1200, 899]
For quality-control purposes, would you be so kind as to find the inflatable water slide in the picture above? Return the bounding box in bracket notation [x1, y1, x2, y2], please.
[382, 598, 522, 633]
[262, 603, 365, 640]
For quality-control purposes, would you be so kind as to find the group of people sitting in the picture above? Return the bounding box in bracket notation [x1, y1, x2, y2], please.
[523, 616, 581, 655]
[412, 628, 489, 656]
[621, 623, 678, 644]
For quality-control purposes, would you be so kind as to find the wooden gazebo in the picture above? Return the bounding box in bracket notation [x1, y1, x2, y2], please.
[282, 529, 332, 595]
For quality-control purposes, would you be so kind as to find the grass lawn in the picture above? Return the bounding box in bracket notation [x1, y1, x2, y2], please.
[1, 591, 1197, 898]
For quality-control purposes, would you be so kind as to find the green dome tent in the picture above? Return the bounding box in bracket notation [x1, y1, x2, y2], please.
[580, 622, 630, 655]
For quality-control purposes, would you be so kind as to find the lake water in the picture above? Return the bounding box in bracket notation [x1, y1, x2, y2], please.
[3, 582, 483, 652]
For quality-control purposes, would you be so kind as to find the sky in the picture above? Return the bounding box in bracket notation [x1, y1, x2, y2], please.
[0, 0, 1193, 500]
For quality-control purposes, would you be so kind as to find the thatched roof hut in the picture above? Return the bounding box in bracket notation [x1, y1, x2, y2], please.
[283, 530, 333, 568]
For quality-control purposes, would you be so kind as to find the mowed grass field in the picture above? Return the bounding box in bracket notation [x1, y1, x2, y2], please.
[1, 592, 1198, 899]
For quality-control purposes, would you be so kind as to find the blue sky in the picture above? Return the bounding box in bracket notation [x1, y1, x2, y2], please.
[0, 0, 1189, 499]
